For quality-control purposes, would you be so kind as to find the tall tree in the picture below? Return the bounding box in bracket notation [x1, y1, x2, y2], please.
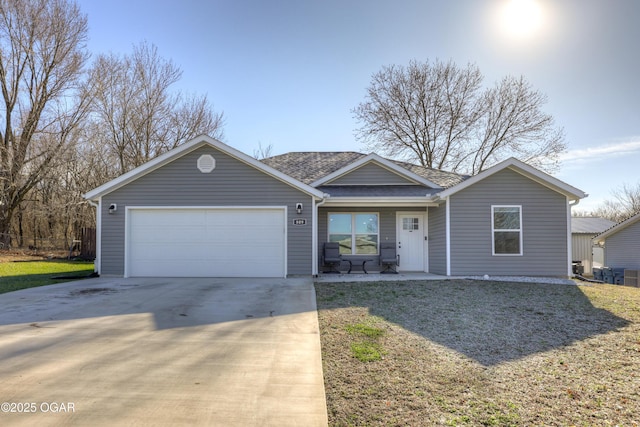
[590, 182, 640, 223]
[87, 42, 225, 177]
[0, 0, 90, 246]
[353, 59, 566, 174]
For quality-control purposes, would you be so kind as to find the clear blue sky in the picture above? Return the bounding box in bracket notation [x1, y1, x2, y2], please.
[77, 0, 640, 212]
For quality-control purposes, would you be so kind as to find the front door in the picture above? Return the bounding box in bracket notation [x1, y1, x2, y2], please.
[397, 212, 427, 272]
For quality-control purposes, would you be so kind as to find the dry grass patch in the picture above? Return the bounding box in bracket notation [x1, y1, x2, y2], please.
[316, 280, 640, 426]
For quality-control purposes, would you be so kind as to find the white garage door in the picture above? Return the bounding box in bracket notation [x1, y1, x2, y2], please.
[127, 208, 286, 277]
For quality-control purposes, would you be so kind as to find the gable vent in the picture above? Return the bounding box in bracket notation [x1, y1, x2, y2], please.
[197, 154, 216, 173]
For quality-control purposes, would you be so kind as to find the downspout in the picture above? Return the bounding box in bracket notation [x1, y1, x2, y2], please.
[312, 194, 329, 276]
[567, 198, 580, 277]
[87, 198, 101, 275]
[445, 196, 451, 276]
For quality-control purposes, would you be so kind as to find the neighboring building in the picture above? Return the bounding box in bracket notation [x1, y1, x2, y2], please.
[593, 212, 640, 270]
[571, 217, 615, 275]
[84, 135, 587, 278]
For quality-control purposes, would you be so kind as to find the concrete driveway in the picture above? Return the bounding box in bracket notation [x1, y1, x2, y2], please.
[0, 277, 328, 426]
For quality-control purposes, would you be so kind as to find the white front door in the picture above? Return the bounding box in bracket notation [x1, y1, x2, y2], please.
[397, 212, 427, 272]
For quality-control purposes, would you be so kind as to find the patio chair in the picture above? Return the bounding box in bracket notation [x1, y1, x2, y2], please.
[322, 242, 343, 273]
[379, 242, 398, 274]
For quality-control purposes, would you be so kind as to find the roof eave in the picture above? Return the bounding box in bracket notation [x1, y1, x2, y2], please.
[321, 196, 440, 207]
[593, 212, 640, 243]
[436, 158, 587, 201]
[83, 135, 325, 201]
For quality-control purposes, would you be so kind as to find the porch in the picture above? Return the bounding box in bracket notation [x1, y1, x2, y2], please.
[315, 272, 448, 283]
[317, 206, 441, 275]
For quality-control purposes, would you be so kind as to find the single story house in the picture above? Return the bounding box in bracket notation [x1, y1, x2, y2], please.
[571, 217, 615, 275]
[593, 212, 640, 270]
[84, 135, 587, 278]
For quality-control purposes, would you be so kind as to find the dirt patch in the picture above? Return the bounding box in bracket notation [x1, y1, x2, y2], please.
[316, 280, 640, 426]
[0, 249, 70, 262]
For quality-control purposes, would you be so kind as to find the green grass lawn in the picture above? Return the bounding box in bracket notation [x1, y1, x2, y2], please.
[0, 260, 95, 294]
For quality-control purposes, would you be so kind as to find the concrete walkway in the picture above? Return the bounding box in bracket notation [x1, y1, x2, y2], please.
[0, 277, 328, 426]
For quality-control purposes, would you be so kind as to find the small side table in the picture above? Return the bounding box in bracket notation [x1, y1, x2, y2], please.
[348, 259, 373, 274]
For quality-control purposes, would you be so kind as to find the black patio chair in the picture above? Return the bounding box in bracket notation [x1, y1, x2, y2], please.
[322, 242, 343, 273]
[379, 242, 398, 274]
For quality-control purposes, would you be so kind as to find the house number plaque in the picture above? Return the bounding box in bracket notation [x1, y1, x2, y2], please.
[292, 219, 307, 226]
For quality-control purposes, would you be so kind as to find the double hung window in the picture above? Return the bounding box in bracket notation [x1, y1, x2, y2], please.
[492, 206, 522, 255]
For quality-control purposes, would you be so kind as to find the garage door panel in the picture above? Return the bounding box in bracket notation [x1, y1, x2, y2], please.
[133, 210, 206, 227]
[127, 208, 286, 277]
[131, 227, 207, 243]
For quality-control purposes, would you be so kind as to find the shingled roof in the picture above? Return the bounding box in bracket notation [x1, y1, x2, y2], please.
[260, 152, 468, 188]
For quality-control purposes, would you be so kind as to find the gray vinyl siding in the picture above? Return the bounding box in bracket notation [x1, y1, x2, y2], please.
[329, 163, 417, 185]
[603, 219, 640, 269]
[428, 204, 447, 275]
[449, 169, 569, 277]
[100, 145, 314, 276]
[317, 206, 421, 272]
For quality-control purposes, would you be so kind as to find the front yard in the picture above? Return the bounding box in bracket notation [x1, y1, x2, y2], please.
[0, 254, 94, 294]
[316, 280, 640, 426]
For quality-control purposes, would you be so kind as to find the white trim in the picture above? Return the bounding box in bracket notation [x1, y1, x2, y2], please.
[311, 153, 443, 188]
[321, 197, 440, 207]
[491, 205, 523, 256]
[566, 197, 573, 277]
[88, 198, 102, 275]
[124, 205, 288, 278]
[437, 157, 587, 201]
[84, 135, 324, 200]
[445, 197, 451, 276]
[312, 198, 317, 276]
[396, 211, 429, 272]
[313, 196, 328, 276]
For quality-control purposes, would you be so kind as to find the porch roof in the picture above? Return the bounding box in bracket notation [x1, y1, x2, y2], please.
[318, 185, 440, 197]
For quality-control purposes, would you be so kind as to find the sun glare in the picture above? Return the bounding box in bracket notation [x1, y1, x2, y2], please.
[501, 0, 544, 40]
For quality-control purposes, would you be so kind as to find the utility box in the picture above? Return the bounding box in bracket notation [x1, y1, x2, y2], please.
[624, 270, 638, 287]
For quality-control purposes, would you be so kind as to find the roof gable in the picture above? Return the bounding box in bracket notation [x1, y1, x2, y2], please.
[311, 154, 442, 188]
[436, 157, 587, 201]
[594, 211, 640, 243]
[261, 152, 466, 188]
[321, 161, 418, 186]
[84, 135, 324, 200]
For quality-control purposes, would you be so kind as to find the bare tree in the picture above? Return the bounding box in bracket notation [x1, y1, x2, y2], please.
[0, 0, 90, 246]
[253, 142, 274, 160]
[470, 76, 565, 173]
[87, 42, 225, 176]
[353, 59, 566, 174]
[591, 182, 640, 223]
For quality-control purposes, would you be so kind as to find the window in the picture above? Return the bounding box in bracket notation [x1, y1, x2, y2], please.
[402, 217, 419, 231]
[492, 206, 522, 255]
[328, 213, 378, 255]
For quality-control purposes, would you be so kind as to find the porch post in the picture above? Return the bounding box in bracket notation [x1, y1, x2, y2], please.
[312, 198, 318, 276]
